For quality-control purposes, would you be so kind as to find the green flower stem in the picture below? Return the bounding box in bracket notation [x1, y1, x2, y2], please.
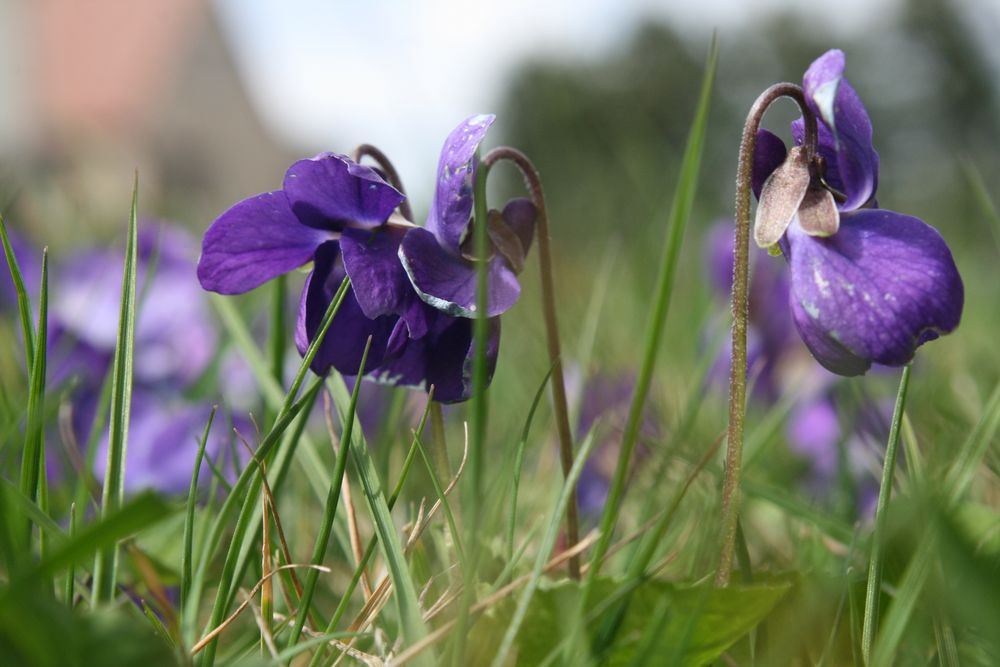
[482, 146, 581, 580]
[718, 82, 817, 586]
[861, 364, 912, 664]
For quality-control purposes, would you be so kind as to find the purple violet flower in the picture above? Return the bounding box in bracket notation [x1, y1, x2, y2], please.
[565, 368, 657, 520]
[198, 114, 536, 403]
[752, 49, 963, 376]
[48, 222, 243, 495]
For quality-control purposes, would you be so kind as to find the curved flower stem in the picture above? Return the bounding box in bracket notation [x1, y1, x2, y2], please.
[483, 147, 580, 580]
[717, 82, 818, 586]
[861, 364, 912, 664]
[352, 143, 414, 221]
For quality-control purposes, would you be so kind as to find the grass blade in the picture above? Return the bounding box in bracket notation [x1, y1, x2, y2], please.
[507, 365, 555, 567]
[861, 365, 912, 664]
[0, 213, 36, 373]
[574, 36, 718, 645]
[181, 406, 217, 645]
[93, 174, 140, 605]
[489, 430, 598, 667]
[197, 277, 349, 666]
[327, 375, 430, 663]
[287, 338, 373, 648]
[18, 248, 47, 552]
[308, 395, 433, 667]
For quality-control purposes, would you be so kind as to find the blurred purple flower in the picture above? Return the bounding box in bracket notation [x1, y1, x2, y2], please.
[706, 218, 885, 517]
[48, 222, 243, 495]
[92, 396, 242, 495]
[704, 221, 793, 401]
[566, 369, 658, 520]
[752, 49, 963, 376]
[52, 224, 215, 387]
[0, 227, 40, 314]
[198, 114, 535, 403]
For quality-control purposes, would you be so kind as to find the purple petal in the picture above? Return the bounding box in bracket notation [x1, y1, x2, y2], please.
[426, 114, 496, 251]
[791, 50, 879, 211]
[501, 198, 537, 256]
[283, 153, 404, 231]
[198, 191, 331, 294]
[787, 396, 841, 479]
[295, 241, 396, 376]
[369, 313, 501, 404]
[399, 227, 520, 318]
[786, 209, 963, 375]
[55, 223, 216, 387]
[752, 129, 788, 200]
[339, 226, 428, 342]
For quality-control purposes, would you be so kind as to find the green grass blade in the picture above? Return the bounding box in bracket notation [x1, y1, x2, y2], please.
[287, 338, 373, 648]
[194, 379, 322, 666]
[10, 491, 172, 591]
[93, 178, 140, 605]
[489, 430, 598, 667]
[0, 213, 36, 373]
[870, 530, 936, 667]
[64, 503, 77, 606]
[18, 248, 47, 552]
[944, 378, 1000, 505]
[962, 160, 1000, 253]
[862, 365, 912, 664]
[327, 375, 430, 664]
[507, 365, 555, 567]
[181, 406, 217, 645]
[576, 35, 717, 633]
[413, 428, 466, 564]
[197, 279, 349, 666]
[308, 396, 433, 667]
[212, 293, 333, 499]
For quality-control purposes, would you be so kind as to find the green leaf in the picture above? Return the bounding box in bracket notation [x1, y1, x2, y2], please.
[474, 576, 791, 667]
[10, 491, 172, 588]
[0, 592, 176, 667]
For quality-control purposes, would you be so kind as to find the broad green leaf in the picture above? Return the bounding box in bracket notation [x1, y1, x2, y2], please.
[473, 576, 791, 667]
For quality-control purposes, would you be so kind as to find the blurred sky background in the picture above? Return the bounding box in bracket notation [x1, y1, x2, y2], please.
[1, 0, 999, 258]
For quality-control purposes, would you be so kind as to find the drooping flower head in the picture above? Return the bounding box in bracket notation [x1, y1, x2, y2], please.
[198, 115, 536, 402]
[751, 49, 963, 376]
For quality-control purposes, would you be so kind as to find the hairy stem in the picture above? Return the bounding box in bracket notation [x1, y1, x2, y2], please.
[483, 147, 580, 580]
[717, 82, 817, 586]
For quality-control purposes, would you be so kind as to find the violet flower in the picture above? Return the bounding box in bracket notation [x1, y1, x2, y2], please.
[198, 115, 536, 403]
[752, 49, 963, 376]
[49, 223, 242, 494]
[566, 369, 657, 520]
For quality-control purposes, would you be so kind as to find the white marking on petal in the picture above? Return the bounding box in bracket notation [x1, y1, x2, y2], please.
[813, 267, 832, 298]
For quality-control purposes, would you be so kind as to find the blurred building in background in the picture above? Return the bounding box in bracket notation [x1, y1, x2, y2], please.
[0, 0, 295, 242]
